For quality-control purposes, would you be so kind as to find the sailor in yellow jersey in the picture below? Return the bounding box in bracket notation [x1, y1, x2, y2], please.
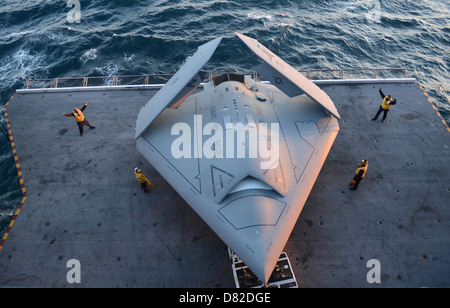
[63, 102, 96, 136]
[349, 159, 368, 191]
[134, 167, 155, 193]
[372, 88, 397, 122]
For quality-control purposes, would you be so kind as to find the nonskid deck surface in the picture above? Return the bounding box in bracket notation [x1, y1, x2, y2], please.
[0, 80, 449, 287]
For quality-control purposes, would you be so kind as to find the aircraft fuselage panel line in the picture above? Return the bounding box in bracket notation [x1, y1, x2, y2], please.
[139, 135, 202, 194]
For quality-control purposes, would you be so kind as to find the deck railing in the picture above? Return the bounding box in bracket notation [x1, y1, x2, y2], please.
[299, 68, 408, 80]
[22, 68, 409, 90]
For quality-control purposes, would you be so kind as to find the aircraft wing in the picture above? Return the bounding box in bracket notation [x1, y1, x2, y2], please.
[236, 32, 341, 120]
[135, 36, 223, 138]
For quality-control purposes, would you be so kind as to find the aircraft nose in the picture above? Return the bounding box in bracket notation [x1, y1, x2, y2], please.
[219, 194, 288, 284]
[246, 249, 281, 285]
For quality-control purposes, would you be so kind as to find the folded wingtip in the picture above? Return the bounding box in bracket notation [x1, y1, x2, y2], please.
[236, 32, 342, 120]
[135, 36, 223, 138]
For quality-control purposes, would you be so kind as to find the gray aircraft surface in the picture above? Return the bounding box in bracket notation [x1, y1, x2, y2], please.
[135, 33, 340, 284]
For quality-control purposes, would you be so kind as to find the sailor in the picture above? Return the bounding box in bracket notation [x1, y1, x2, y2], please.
[63, 102, 96, 136]
[134, 167, 155, 193]
[372, 88, 397, 122]
[349, 159, 368, 191]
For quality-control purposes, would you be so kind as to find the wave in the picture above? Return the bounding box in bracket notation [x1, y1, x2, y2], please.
[0, 47, 49, 90]
[247, 12, 275, 21]
[3, 29, 36, 43]
[80, 48, 99, 63]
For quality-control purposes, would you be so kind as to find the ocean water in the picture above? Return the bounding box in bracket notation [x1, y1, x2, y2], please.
[0, 0, 449, 237]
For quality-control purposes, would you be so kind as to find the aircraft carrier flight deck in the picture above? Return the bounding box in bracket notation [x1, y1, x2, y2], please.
[1, 73, 449, 288]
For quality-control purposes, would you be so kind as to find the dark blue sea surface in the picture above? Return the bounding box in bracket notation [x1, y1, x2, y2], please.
[0, 0, 449, 236]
